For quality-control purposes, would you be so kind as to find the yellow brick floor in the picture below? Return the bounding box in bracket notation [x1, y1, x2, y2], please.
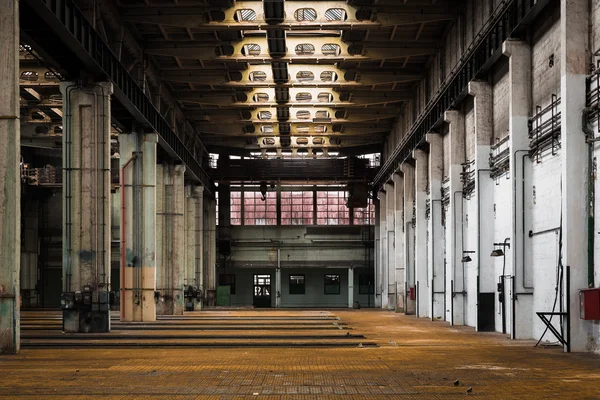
[2, 310, 600, 399]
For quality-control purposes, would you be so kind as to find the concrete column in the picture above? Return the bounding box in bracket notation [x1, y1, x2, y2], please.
[385, 182, 396, 309]
[413, 149, 429, 318]
[374, 199, 381, 308]
[119, 132, 158, 322]
[20, 199, 39, 308]
[393, 172, 405, 312]
[468, 81, 496, 331]
[0, 0, 20, 354]
[560, 0, 590, 352]
[275, 262, 281, 308]
[401, 162, 416, 315]
[444, 110, 466, 325]
[426, 134, 445, 320]
[504, 40, 533, 339]
[203, 195, 217, 305]
[378, 190, 388, 309]
[156, 164, 186, 315]
[185, 185, 203, 310]
[60, 82, 113, 333]
[348, 267, 354, 308]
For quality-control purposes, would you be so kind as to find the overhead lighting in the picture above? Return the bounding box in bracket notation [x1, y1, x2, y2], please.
[490, 249, 504, 257]
[462, 251, 475, 263]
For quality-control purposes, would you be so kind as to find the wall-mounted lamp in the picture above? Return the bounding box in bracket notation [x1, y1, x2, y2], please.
[490, 249, 504, 257]
[462, 251, 475, 263]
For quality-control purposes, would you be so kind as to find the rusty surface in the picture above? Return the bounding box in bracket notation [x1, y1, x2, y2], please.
[2, 310, 600, 399]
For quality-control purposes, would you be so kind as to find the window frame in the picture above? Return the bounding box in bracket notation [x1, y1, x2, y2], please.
[289, 274, 306, 295]
[358, 274, 374, 295]
[324, 274, 341, 295]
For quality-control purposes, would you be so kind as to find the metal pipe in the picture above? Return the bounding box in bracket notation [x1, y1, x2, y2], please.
[63, 84, 77, 293]
[582, 106, 597, 288]
[513, 149, 532, 292]
[477, 169, 492, 299]
[120, 153, 137, 319]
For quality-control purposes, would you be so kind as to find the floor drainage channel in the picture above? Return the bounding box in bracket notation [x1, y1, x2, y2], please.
[20, 342, 379, 349]
[22, 334, 366, 340]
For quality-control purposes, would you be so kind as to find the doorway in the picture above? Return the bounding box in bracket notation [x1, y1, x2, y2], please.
[253, 274, 272, 308]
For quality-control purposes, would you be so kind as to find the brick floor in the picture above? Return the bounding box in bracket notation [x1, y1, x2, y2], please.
[2, 310, 600, 399]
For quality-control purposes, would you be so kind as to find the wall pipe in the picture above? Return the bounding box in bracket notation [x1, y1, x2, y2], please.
[120, 153, 137, 319]
[431, 198, 443, 320]
[513, 149, 534, 291]
[476, 169, 493, 303]
[583, 106, 597, 288]
[63, 84, 77, 293]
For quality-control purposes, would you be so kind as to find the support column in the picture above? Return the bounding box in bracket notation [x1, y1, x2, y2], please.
[0, 0, 20, 354]
[426, 134, 445, 320]
[401, 162, 416, 315]
[185, 185, 203, 310]
[560, 0, 590, 352]
[378, 189, 388, 309]
[275, 256, 281, 308]
[385, 182, 396, 309]
[393, 172, 405, 312]
[60, 82, 113, 333]
[468, 81, 496, 331]
[374, 199, 381, 308]
[156, 164, 186, 315]
[444, 110, 466, 325]
[119, 132, 158, 322]
[414, 149, 429, 318]
[203, 195, 217, 305]
[504, 40, 533, 339]
[20, 199, 39, 308]
[348, 267, 354, 308]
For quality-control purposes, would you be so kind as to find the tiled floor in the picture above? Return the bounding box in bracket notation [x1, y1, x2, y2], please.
[2, 310, 600, 399]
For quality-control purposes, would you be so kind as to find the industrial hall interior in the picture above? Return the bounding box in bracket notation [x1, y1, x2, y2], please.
[5, 0, 600, 398]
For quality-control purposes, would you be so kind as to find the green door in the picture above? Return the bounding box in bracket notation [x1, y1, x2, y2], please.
[216, 285, 231, 306]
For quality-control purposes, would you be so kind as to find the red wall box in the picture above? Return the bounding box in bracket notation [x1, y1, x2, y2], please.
[579, 288, 600, 320]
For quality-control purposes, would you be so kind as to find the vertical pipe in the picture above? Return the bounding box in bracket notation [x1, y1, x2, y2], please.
[120, 155, 136, 319]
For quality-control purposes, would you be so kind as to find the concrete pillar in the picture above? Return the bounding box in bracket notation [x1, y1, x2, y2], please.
[374, 199, 381, 308]
[348, 267, 354, 308]
[413, 149, 429, 318]
[20, 199, 39, 308]
[393, 172, 405, 312]
[385, 182, 396, 309]
[60, 82, 113, 333]
[185, 185, 203, 310]
[275, 262, 281, 308]
[378, 189, 388, 309]
[0, 0, 20, 354]
[503, 40, 533, 339]
[467, 81, 496, 331]
[401, 162, 416, 315]
[426, 134, 445, 320]
[119, 132, 158, 322]
[444, 110, 466, 325]
[156, 164, 186, 315]
[560, 0, 590, 352]
[203, 195, 217, 305]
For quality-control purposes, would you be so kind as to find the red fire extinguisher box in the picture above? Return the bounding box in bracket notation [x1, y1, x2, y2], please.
[579, 288, 600, 320]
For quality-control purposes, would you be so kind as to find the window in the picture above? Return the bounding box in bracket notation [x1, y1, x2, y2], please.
[320, 71, 337, 82]
[294, 8, 317, 21]
[353, 198, 375, 225]
[219, 274, 236, 295]
[253, 93, 269, 103]
[295, 44, 315, 55]
[231, 191, 242, 225]
[322, 44, 341, 56]
[325, 8, 346, 21]
[215, 190, 219, 225]
[324, 274, 340, 294]
[296, 71, 315, 81]
[249, 71, 267, 82]
[242, 44, 261, 56]
[243, 191, 277, 225]
[317, 191, 349, 225]
[281, 191, 314, 225]
[235, 9, 256, 22]
[359, 274, 374, 294]
[289, 275, 305, 294]
[296, 92, 312, 102]
[258, 111, 272, 120]
[296, 110, 311, 120]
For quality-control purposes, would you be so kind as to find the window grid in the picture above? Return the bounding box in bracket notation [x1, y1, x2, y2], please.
[324, 274, 341, 295]
[281, 191, 314, 225]
[317, 191, 349, 225]
[243, 191, 277, 225]
[231, 191, 242, 225]
[353, 198, 375, 225]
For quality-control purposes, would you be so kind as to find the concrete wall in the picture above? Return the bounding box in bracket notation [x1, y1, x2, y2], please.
[226, 267, 373, 308]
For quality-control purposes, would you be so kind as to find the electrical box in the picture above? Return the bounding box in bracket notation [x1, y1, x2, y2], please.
[579, 288, 600, 320]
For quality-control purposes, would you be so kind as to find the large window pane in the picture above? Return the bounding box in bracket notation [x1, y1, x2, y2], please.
[244, 191, 277, 225]
[317, 191, 349, 225]
[231, 191, 242, 225]
[353, 198, 375, 225]
[281, 191, 314, 225]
